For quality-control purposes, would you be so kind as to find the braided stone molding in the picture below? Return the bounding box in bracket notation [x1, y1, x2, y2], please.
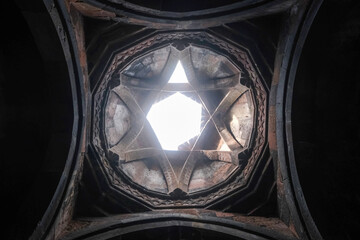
[92, 31, 267, 207]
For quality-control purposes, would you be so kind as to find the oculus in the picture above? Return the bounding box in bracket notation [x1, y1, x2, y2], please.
[92, 31, 268, 208]
[103, 45, 255, 195]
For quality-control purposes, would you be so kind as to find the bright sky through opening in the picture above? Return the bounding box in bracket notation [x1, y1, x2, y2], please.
[147, 61, 201, 150]
[168, 61, 189, 83]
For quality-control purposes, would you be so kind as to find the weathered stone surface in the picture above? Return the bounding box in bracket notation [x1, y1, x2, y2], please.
[123, 47, 170, 79]
[105, 92, 131, 147]
[225, 91, 254, 147]
[188, 159, 236, 193]
[120, 158, 168, 193]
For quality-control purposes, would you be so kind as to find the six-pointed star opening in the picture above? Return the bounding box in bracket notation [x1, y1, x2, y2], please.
[102, 44, 257, 196]
[147, 61, 202, 150]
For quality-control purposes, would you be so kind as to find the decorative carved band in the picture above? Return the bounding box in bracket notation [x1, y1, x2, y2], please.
[92, 31, 267, 207]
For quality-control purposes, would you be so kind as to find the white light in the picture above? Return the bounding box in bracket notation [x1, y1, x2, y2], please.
[168, 61, 188, 83]
[147, 92, 202, 150]
[219, 141, 231, 151]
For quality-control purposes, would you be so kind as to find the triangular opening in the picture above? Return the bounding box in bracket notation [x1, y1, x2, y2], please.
[168, 61, 189, 83]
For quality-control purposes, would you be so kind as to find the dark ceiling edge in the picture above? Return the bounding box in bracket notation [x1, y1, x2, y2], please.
[25, 0, 325, 239]
[83, 0, 296, 29]
[284, 1, 324, 240]
[271, 0, 323, 239]
[29, 0, 86, 239]
[103, 0, 269, 19]
[61, 213, 296, 240]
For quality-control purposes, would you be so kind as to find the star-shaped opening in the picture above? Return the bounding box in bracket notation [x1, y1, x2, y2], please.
[147, 61, 202, 150]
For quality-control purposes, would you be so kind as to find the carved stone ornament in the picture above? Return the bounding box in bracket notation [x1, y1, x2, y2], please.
[92, 32, 267, 208]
